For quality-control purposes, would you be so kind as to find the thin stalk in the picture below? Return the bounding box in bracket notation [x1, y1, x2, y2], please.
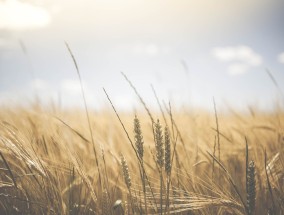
[121, 72, 154, 124]
[0, 150, 17, 188]
[104, 88, 158, 212]
[213, 98, 220, 162]
[142, 162, 148, 214]
[165, 176, 170, 215]
[160, 171, 163, 215]
[207, 151, 248, 214]
[65, 42, 102, 189]
[265, 150, 276, 214]
[151, 84, 168, 126]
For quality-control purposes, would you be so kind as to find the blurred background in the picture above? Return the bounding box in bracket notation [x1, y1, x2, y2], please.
[0, 0, 284, 111]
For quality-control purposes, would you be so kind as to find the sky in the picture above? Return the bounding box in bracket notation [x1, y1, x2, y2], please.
[0, 0, 284, 111]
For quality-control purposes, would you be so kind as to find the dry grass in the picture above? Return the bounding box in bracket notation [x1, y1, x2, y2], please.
[0, 103, 283, 214]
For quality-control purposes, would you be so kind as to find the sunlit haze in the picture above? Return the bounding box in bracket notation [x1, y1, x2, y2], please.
[1, 0, 284, 111]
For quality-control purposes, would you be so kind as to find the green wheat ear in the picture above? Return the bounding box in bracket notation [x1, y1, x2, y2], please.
[134, 115, 144, 160]
[247, 160, 256, 215]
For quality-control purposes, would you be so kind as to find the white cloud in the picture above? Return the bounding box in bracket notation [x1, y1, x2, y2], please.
[212, 45, 262, 75]
[128, 43, 170, 57]
[0, 0, 51, 30]
[0, 38, 10, 47]
[61, 79, 82, 93]
[212, 45, 262, 66]
[0, 37, 17, 50]
[277, 52, 284, 64]
[28, 79, 58, 102]
[113, 95, 138, 111]
[228, 63, 249, 75]
[133, 43, 159, 56]
[0, 79, 56, 106]
[30, 79, 49, 91]
[60, 79, 95, 107]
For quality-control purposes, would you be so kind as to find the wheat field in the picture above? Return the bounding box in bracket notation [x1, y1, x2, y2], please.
[0, 98, 283, 214]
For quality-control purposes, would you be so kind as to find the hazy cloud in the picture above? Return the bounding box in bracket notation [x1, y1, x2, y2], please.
[0, 79, 55, 106]
[61, 79, 82, 93]
[227, 63, 249, 75]
[0, 38, 12, 48]
[132, 44, 160, 57]
[212, 45, 262, 75]
[278, 52, 284, 64]
[59, 79, 96, 107]
[0, 0, 51, 30]
[29, 79, 58, 102]
[114, 43, 170, 57]
[112, 95, 138, 111]
[30, 79, 49, 91]
[212, 46, 262, 66]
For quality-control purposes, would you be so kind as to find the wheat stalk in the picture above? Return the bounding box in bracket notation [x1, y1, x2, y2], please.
[65, 42, 102, 190]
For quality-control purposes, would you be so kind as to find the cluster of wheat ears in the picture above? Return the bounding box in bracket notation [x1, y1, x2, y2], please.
[0, 45, 283, 214]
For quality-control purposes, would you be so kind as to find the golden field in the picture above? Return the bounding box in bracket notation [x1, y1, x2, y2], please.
[0, 102, 283, 215]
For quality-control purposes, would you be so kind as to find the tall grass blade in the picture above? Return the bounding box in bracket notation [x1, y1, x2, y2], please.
[65, 42, 102, 188]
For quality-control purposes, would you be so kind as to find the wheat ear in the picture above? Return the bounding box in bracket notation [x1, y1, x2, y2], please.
[164, 126, 171, 214]
[246, 160, 256, 215]
[155, 120, 164, 170]
[154, 120, 164, 214]
[134, 115, 144, 160]
[102, 189, 112, 215]
[133, 115, 148, 214]
[120, 154, 135, 214]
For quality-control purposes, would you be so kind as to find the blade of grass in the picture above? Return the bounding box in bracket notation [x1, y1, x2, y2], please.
[207, 151, 248, 215]
[121, 72, 154, 124]
[0, 150, 17, 188]
[213, 98, 220, 162]
[65, 42, 102, 188]
[54, 116, 90, 143]
[266, 68, 284, 100]
[103, 88, 158, 212]
[265, 150, 276, 214]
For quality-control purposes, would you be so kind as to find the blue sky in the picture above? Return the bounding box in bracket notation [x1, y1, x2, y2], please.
[0, 0, 284, 111]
